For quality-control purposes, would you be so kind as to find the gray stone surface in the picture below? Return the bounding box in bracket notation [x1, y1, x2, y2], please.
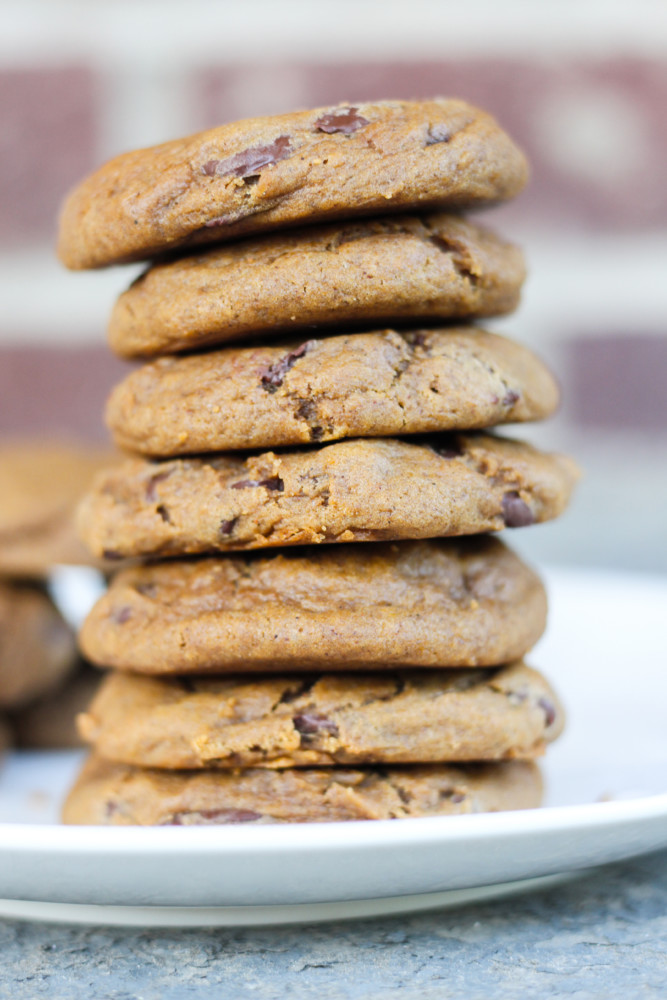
[1, 849, 666, 1000]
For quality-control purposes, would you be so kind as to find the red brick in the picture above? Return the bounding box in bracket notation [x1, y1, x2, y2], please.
[0, 68, 98, 246]
[195, 58, 667, 230]
[567, 333, 667, 430]
[0, 345, 130, 443]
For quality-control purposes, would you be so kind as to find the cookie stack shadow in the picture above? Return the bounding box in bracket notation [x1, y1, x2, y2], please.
[57, 99, 578, 825]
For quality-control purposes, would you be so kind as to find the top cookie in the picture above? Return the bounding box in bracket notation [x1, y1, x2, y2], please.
[57, 99, 528, 269]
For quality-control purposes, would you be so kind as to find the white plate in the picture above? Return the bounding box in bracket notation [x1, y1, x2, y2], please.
[1, 566, 666, 926]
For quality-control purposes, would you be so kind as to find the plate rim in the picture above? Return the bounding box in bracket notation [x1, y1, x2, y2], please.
[1, 791, 666, 855]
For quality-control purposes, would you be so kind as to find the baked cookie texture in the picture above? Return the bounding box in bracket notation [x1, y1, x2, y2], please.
[0, 442, 118, 577]
[107, 328, 559, 456]
[78, 662, 564, 769]
[62, 755, 543, 824]
[108, 215, 525, 357]
[79, 538, 547, 674]
[77, 434, 578, 560]
[0, 582, 76, 709]
[58, 99, 528, 270]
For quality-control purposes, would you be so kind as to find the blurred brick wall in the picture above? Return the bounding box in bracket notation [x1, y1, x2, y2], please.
[0, 0, 666, 569]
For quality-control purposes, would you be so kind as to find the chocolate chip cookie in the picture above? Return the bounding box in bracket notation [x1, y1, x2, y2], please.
[79, 538, 546, 673]
[108, 215, 525, 356]
[0, 581, 76, 709]
[0, 717, 10, 754]
[77, 434, 579, 559]
[57, 99, 528, 269]
[62, 756, 542, 824]
[78, 662, 563, 769]
[107, 328, 559, 456]
[0, 441, 118, 577]
[12, 665, 101, 749]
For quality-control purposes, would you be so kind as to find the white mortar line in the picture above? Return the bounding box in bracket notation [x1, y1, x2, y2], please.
[2, 0, 667, 65]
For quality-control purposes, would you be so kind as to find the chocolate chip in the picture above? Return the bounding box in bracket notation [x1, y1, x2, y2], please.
[201, 135, 292, 180]
[102, 549, 123, 561]
[261, 342, 312, 392]
[426, 124, 452, 145]
[432, 436, 463, 459]
[146, 469, 171, 502]
[501, 491, 535, 528]
[231, 477, 284, 491]
[263, 476, 285, 492]
[111, 606, 132, 624]
[293, 713, 339, 737]
[502, 390, 520, 407]
[156, 504, 170, 523]
[439, 788, 466, 803]
[295, 398, 324, 440]
[135, 582, 157, 598]
[314, 107, 370, 134]
[220, 517, 238, 536]
[104, 800, 118, 818]
[167, 809, 263, 825]
[538, 696, 557, 727]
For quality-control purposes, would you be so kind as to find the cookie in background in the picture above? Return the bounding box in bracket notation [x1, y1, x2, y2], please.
[0, 441, 119, 578]
[0, 440, 115, 749]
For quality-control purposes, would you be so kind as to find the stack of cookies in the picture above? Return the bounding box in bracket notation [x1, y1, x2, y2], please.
[56, 99, 577, 825]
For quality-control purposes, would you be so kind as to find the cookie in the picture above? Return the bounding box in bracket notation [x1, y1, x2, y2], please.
[107, 328, 559, 457]
[0, 441, 118, 577]
[77, 662, 563, 770]
[0, 717, 10, 754]
[108, 215, 525, 357]
[0, 581, 76, 709]
[12, 665, 101, 749]
[79, 538, 546, 673]
[78, 434, 579, 559]
[62, 756, 542, 824]
[58, 99, 528, 270]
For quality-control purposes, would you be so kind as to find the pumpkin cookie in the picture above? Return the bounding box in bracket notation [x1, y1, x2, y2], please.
[78, 662, 563, 769]
[107, 328, 559, 456]
[0, 441, 118, 577]
[108, 216, 524, 356]
[79, 538, 547, 674]
[63, 756, 542, 824]
[77, 434, 578, 559]
[0, 581, 76, 709]
[58, 99, 528, 269]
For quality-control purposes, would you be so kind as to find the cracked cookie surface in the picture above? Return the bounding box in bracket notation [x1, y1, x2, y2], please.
[63, 755, 542, 824]
[107, 328, 559, 456]
[79, 538, 547, 673]
[107, 215, 525, 356]
[57, 99, 528, 269]
[77, 434, 579, 559]
[78, 662, 563, 769]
